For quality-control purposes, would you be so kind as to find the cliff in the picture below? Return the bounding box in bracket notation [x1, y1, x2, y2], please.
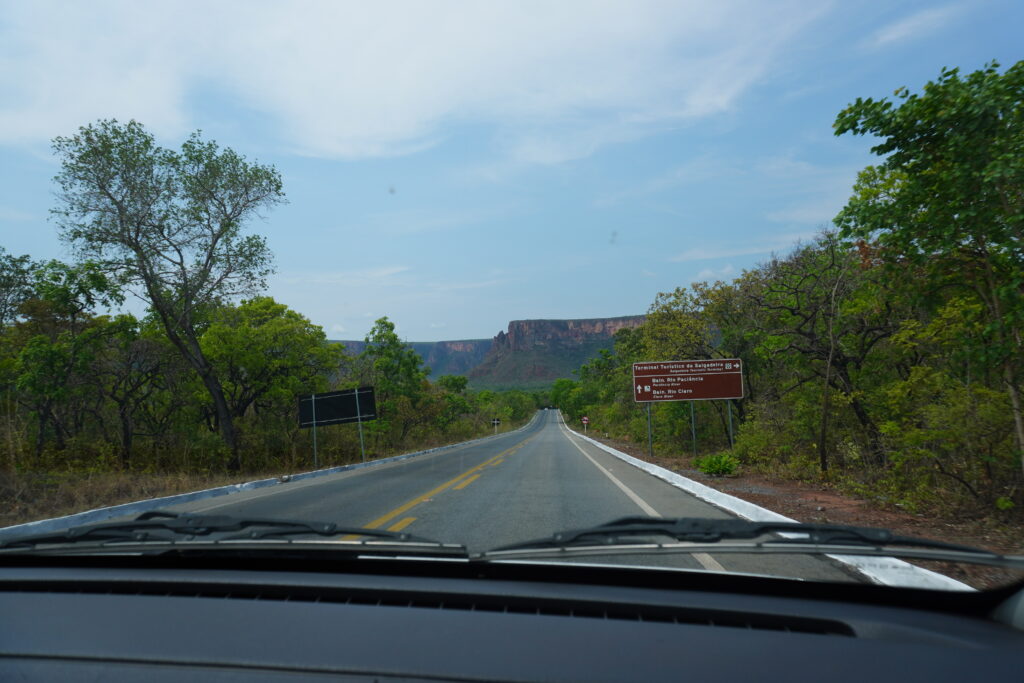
[410, 340, 492, 375]
[467, 316, 645, 387]
[334, 339, 492, 377]
[334, 315, 644, 388]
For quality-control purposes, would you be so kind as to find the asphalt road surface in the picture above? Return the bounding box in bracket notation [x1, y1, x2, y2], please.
[166, 410, 860, 582]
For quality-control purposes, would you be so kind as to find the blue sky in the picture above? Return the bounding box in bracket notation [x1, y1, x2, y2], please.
[1, 1, 1022, 341]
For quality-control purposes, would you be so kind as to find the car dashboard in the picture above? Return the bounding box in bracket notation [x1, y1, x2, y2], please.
[1, 554, 1022, 682]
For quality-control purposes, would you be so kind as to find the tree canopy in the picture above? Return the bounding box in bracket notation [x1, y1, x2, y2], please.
[50, 119, 286, 467]
[834, 61, 1024, 473]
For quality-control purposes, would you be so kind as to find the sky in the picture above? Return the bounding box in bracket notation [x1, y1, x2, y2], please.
[1, 1, 1022, 342]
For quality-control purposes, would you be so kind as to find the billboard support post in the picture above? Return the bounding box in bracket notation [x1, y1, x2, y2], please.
[298, 387, 377, 465]
[312, 393, 319, 468]
[690, 401, 697, 458]
[727, 399, 734, 449]
[354, 389, 366, 462]
[646, 403, 654, 459]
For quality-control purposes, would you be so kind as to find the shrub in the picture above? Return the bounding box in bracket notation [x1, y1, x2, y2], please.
[695, 452, 739, 477]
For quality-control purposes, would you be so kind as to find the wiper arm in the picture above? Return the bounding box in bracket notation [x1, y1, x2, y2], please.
[0, 509, 443, 549]
[487, 516, 987, 555]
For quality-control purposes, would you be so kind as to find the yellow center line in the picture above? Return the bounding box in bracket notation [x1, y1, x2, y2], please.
[453, 474, 480, 490]
[387, 517, 417, 533]
[348, 436, 533, 535]
[491, 459, 504, 466]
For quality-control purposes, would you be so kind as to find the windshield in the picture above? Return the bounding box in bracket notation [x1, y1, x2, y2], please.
[1, 1, 1022, 594]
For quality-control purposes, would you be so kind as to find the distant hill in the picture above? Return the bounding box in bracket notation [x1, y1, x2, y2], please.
[467, 316, 645, 389]
[334, 315, 644, 389]
[331, 339, 492, 377]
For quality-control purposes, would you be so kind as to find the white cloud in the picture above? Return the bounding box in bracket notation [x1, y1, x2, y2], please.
[765, 197, 846, 225]
[755, 154, 861, 227]
[671, 232, 814, 262]
[0, 206, 36, 222]
[594, 155, 743, 207]
[276, 265, 410, 287]
[696, 265, 736, 280]
[0, 1, 827, 161]
[863, 5, 962, 50]
[356, 206, 508, 236]
[330, 323, 346, 334]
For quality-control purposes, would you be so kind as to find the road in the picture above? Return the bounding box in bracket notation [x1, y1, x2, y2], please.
[166, 410, 859, 582]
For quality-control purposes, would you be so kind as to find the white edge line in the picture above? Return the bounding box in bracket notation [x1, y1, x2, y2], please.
[561, 419, 736, 573]
[562, 428, 659, 517]
[0, 413, 543, 539]
[558, 413, 973, 592]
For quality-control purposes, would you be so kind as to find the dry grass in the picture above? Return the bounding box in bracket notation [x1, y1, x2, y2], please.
[0, 423, 529, 530]
[0, 471, 253, 528]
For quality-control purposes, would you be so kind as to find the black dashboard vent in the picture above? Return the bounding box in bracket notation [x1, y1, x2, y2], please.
[14, 580, 855, 637]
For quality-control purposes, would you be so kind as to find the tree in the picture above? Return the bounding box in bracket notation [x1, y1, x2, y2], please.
[0, 247, 37, 330]
[433, 375, 471, 433]
[13, 261, 123, 457]
[93, 315, 174, 465]
[643, 284, 744, 445]
[643, 287, 714, 361]
[834, 61, 1024, 476]
[359, 317, 429, 448]
[747, 235, 895, 468]
[200, 297, 346, 422]
[51, 119, 285, 469]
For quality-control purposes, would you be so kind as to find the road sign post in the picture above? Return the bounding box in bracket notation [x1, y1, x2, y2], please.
[354, 389, 366, 462]
[727, 399, 734, 449]
[299, 387, 377, 464]
[690, 401, 697, 457]
[633, 360, 744, 455]
[492, 418, 501, 435]
[582, 416, 589, 433]
[646, 404, 653, 459]
[311, 393, 319, 468]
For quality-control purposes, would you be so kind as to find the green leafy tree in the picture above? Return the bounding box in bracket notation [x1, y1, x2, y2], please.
[14, 262, 122, 457]
[643, 284, 750, 445]
[200, 297, 346, 422]
[433, 375, 471, 433]
[92, 315, 172, 465]
[0, 247, 37, 330]
[643, 287, 714, 361]
[834, 61, 1024, 474]
[359, 317, 429, 448]
[746, 234, 895, 469]
[51, 119, 285, 469]
[549, 378, 579, 415]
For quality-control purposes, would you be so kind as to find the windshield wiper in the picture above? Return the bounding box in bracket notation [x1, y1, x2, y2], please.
[0, 510, 453, 551]
[481, 516, 1023, 568]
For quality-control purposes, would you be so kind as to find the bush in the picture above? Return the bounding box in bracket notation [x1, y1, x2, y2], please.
[695, 452, 739, 477]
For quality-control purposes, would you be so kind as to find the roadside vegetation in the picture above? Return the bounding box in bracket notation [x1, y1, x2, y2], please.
[554, 62, 1024, 522]
[0, 121, 541, 523]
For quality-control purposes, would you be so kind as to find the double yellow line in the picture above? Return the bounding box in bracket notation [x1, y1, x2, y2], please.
[345, 437, 531, 537]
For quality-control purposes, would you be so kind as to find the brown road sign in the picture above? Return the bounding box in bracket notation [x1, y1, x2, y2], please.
[632, 359, 744, 402]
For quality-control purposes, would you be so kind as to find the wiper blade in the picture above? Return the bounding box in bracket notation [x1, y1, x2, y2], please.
[486, 516, 988, 555]
[0, 509, 445, 550]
